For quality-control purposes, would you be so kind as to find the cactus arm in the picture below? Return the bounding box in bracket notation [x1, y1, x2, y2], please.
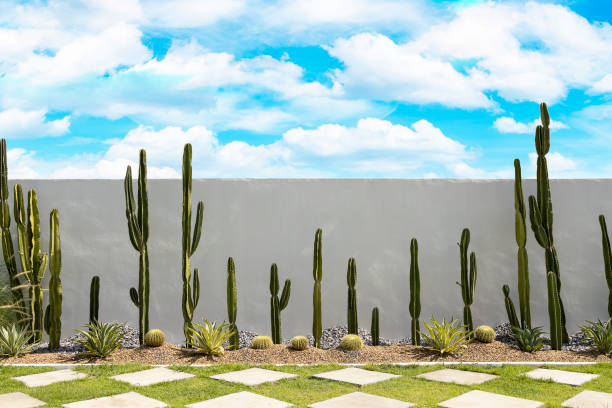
[279, 279, 291, 310]
[193, 268, 200, 309]
[130, 287, 140, 306]
[137, 149, 149, 243]
[312, 228, 323, 347]
[600, 215, 612, 318]
[502, 285, 520, 328]
[270, 263, 279, 295]
[191, 201, 203, 256]
[124, 167, 142, 250]
[47, 209, 62, 349]
[90, 276, 100, 324]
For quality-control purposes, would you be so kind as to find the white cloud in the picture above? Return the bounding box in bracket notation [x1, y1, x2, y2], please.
[494, 116, 568, 134]
[529, 152, 577, 176]
[144, 0, 245, 27]
[591, 74, 612, 94]
[7, 148, 40, 178]
[0, 109, 70, 138]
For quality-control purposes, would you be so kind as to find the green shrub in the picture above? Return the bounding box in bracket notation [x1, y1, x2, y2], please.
[340, 334, 362, 351]
[580, 319, 612, 355]
[291, 336, 309, 350]
[0, 324, 34, 357]
[74, 322, 125, 358]
[252, 336, 273, 349]
[474, 325, 495, 343]
[419, 317, 472, 355]
[510, 326, 545, 352]
[144, 329, 165, 347]
[188, 319, 235, 356]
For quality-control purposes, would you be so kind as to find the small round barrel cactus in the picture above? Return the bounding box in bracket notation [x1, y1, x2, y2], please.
[474, 325, 495, 343]
[340, 334, 362, 351]
[144, 329, 165, 347]
[252, 336, 273, 349]
[291, 336, 309, 350]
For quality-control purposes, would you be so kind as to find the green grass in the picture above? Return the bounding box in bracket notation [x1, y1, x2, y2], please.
[0, 362, 610, 407]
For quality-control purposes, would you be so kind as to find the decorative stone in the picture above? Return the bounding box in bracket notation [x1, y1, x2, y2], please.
[110, 367, 195, 386]
[416, 368, 498, 385]
[186, 391, 292, 407]
[439, 390, 543, 408]
[62, 392, 166, 408]
[309, 392, 414, 407]
[0, 392, 46, 408]
[523, 368, 599, 386]
[312, 367, 400, 386]
[562, 390, 612, 408]
[210, 367, 297, 386]
[13, 369, 88, 387]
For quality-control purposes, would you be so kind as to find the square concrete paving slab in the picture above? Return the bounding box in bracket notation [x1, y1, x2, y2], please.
[210, 367, 297, 386]
[309, 392, 414, 408]
[13, 369, 88, 387]
[0, 392, 46, 408]
[562, 390, 612, 408]
[523, 368, 599, 386]
[186, 391, 293, 408]
[62, 391, 166, 408]
[110, 367, 195, 386]
[312, 367, 401, 386]
[416, 368, 499, 385]
[439, 390, 543, 408]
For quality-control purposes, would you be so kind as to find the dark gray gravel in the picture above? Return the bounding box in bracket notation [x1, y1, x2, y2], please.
[493, 322, 594, 352]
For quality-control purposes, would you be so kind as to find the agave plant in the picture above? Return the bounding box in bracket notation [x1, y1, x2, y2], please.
[511, 326, 545, 352]
[74, 322, 125, 358]
[0, 324, 35, 357]
[188, 319, 235, 356]
[580, 319, 612, 355]
[419, 317, 472, 355]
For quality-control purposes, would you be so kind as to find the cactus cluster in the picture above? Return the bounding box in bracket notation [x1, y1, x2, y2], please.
[346, 257, 358, 334]
[600, 215, 612, 319]
[340, 334, 362, 351]
[475, 325, 495, 343]
[181, 144, 203, 347]
[269, 263, 291, 344]
[227, 257, 239, 350]
[457, 228, 477, 337]
[409, 238, 421, 345]
[291, 335, 309, 350]
[44, 209, 62, 349]
[89, 276, 100, 325]
[252, 335, 273, 349]
[144, 329, 165, 347]
[371, 307, 379, 346]
[124, 149, 150, 345]
[312, 228, 322, 348]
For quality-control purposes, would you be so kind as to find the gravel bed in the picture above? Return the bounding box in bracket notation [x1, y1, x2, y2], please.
[493, 322, 594, 352]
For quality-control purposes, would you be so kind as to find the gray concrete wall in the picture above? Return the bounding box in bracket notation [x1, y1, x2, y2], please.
[1, 179, 611, 344]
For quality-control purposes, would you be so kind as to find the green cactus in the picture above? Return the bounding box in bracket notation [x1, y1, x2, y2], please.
[15, 186, 48, 343]
[371, 307, 379, 346]
[528, 102, 568, 343]
[44, 209, 62, 349]
[502, 285, 520, 328]
[144, 329, 165, 347]
[457, 228, 477, 337]
[124, 149, 149, 345]
[181, 143, 203, 347]
[252, 335, 273, 349]
[0, 139, 25, 318]
[474, 325, 495, 343]
[514, 159, 531, 329]
[89, 276, 100, 325]
[409, 238, 421, 345]
[269, 263, 291, 344]
[547, 270, 562, 350]
[312, 228, 323, 348]
[227, 257, 238, 350]
[340, 334, 362, 351]
[347, 257, 358, 334]
[599, 215, 612, 318]
[291, 335, 308, 350]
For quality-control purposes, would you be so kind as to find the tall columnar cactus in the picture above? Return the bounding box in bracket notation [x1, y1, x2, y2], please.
[124, 149, 149, 345]
[409, 238, 421, 345]
[547, 271, 562, 350]
[269, 263, 291, 344]
[599, 215, 612, 318]
[89, 276, 100, 325]
[15, 187, 48, 343]
[0, 139, 25, 314]
[44, 209, 62, 349]
[528, 102, 569, 343]
[502, 285, 520, 328]
[513, 159, 531, 329]
[347, 257, 358, 334]
[181, 143, 203, 347]
[227, 257, 238, 350]
[457, 228, 477, 337]
[371, 307, 379, 346]
[312, 228, 322, 348]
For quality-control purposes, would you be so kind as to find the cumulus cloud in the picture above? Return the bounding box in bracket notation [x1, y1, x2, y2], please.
[529, 152, 577, 176]
[591, 74, 612, 94]
[493, 116, 568, 134]
[0, 109, 70, 138]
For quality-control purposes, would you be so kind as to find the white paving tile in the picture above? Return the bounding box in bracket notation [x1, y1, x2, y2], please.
[110, 367, 195, 386]
[210, 367, 297, 386]
[312, 367, 400, 386]
[523, 368, 599, 386]
[186, 391, 293, 408]
[309, 392, 414, 408]
[62, 391, 166, 408]
[0, 392, 46, 408]
[13, 369, 88, 387]
[439, 390, 543, 408]
[562, 390, 612, 408]
[416, 368, 498, 385]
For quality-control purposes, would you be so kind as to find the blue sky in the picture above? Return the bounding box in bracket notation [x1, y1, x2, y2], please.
[0, 0, 611, 178]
